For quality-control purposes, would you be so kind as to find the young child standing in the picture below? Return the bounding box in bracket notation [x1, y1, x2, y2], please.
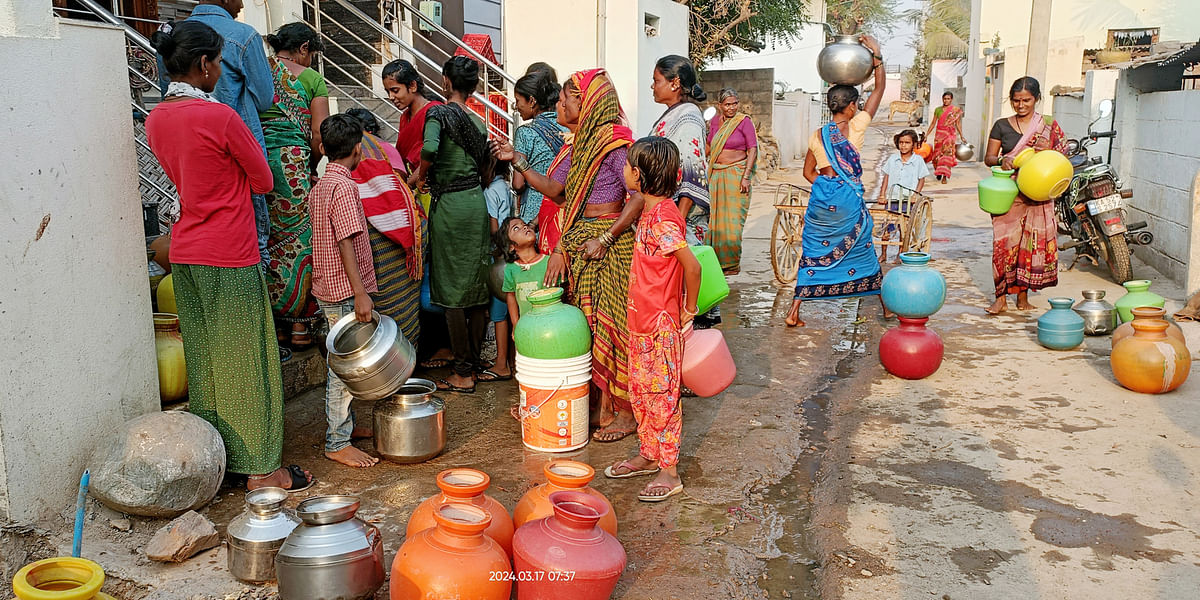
[481, 157, 514, 381]
[495, 215, 550, 419]
[308, 114, 380, 469]
[877, 129, 930, 261]
[496, 216, 550, 327]
[603, 136, 701, 503]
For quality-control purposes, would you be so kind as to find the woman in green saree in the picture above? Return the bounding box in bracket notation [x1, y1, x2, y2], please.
[260, 22, 328, 350]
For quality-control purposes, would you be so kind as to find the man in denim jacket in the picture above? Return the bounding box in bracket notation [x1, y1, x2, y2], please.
[158, 0, 274, 264]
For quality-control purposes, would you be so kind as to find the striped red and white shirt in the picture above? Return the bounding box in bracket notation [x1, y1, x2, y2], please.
[308, 162, 377, 303]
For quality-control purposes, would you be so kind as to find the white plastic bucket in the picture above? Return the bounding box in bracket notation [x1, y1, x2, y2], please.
[515, 352, 592, 453]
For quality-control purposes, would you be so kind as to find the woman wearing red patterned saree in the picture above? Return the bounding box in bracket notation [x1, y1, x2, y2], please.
[925, 91, 964, 183]
[983, 77, 1066, 315]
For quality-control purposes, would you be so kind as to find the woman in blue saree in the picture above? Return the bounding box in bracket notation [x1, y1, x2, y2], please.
[784, 35, 890, 327]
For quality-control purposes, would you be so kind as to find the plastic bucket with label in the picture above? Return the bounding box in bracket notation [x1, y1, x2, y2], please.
[515, 352, 592, 452]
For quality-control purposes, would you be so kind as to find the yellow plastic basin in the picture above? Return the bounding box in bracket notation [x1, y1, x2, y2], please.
[11, 557, 116, 600]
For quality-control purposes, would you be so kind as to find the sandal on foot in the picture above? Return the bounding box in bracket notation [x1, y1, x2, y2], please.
[604, 460, 659, 479]
[592, 425, 637, 443]
[638, 483, 684, 502]
[436, 378, 475, 394]
[283, 465, 315, 493]
[419, 358, 451, 369]
[475, 368, 512, 382]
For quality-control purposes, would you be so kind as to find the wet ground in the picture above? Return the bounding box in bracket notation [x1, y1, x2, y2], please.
[42, 123, 1200, 599]
[65, 147, 870, 599]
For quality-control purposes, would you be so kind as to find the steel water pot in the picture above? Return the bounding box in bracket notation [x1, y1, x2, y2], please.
[955, 142, 975, 161]
[1073, 290, 1117, 336]
[326, 310, 416, 400]
[816, 35, 874, 86]
[373, 378, 446, 464]
[227, 487, 300, 583]
[275, 496, 385, 600]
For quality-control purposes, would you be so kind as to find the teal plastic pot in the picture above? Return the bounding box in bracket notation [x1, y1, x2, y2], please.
[692, 245, 730, 313]
[1113, 279, 1166, 323]
[978, 167, 1018, 215]
[513, 287, 592, 359]
[880, 252, 946, 318]
[1037, 297, 1085, 350]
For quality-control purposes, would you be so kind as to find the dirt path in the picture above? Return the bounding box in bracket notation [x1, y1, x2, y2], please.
[813, 124, 1200, 600]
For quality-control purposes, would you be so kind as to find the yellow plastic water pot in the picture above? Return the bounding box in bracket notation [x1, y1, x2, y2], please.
[1013, 148, 1073, 202]
[12, 557, 117, 600]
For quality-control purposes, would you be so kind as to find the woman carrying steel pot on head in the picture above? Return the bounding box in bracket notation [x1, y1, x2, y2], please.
[783, 34, 891, 328]
[983, 76, 1067, 315]
[491, 69, 640, 443]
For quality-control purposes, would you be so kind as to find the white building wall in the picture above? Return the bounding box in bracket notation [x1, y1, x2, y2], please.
[0, 17, 159, 524]
[1121, 89, 1200, 289]
[710, 24, 826, 94]
[981, 0, 1200, 52]
[1052, 94, 1089, 139]
[503, 0, 687, 135]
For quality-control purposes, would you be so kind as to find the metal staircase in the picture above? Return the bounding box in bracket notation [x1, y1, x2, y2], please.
[64, 0, 518, 235]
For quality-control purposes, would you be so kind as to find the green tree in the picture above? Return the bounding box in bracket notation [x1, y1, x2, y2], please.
[681, 0, 810, 66]
[902, 0, 970, 59]
[825, 0, 900, 36]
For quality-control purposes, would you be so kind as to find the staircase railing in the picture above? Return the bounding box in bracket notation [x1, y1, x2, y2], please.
[67, 0, 179, 231]
[304, 0, 517, 141]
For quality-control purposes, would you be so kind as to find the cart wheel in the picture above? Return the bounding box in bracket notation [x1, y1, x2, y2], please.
[903, 199, 933, 253]
[771, 209, 803, 284]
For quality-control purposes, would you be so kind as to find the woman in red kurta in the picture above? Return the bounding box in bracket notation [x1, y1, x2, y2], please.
[603, 137, 701, 503]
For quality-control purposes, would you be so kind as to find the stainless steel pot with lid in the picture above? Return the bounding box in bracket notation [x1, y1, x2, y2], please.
[227, 487, 301, 583]
[275, 495, 385, 600]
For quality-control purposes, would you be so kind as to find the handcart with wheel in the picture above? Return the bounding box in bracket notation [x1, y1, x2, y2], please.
[770, 183, 933, 284]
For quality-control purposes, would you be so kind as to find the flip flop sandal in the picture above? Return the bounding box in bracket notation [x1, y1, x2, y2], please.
[436, 378, 476, 394]
[419, 358, 452, 369]
[592, 426, 637, 443]
[475, 369, 513, 382]
[604, 460, 660, 479]
[284, 464, 315, 494]
[638, 483, 684, 503]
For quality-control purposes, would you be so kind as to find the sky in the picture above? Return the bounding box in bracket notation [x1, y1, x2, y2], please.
[880, 0, 922, 71]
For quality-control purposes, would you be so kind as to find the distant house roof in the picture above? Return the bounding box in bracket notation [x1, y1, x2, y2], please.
[1101, 40, 1199, 70]
[1106, 39, 1200, 92]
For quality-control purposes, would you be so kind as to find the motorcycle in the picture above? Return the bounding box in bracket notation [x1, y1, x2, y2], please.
[1055, 99, 1152, 284]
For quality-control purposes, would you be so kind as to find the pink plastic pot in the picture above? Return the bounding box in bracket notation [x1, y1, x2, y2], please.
[682, 326, 736, 397]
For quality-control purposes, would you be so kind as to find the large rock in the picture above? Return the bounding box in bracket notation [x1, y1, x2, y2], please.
[89, 411, 225, 518]
[145, 510, 220, 562]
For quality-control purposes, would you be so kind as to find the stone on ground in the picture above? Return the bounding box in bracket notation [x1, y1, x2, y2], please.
[144, 510, 220, 562]
[88, 411, 226, 518]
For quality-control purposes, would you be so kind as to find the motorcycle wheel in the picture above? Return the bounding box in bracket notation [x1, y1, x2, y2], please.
[1102, 233, 1133, 283]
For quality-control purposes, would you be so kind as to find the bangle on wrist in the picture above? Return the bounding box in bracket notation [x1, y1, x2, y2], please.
[513, 157, 531, 172]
